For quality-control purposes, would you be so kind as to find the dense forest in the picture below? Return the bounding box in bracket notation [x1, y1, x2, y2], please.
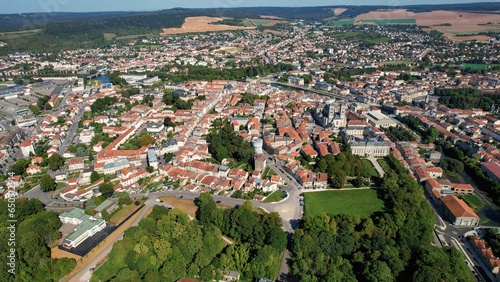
[0, 199, 76, 281]
[290, 154, 473, 281]
[92, 194, 286, 281]
[435, 88, 500, 111]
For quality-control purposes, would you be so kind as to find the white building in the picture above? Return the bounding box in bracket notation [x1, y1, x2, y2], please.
[20, 140, 35, 157]
[365, 111, 398, 128]
[59, 208, 106, 249]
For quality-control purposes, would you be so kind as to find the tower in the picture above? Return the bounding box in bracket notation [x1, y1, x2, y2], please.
[252, 138, 263, 155]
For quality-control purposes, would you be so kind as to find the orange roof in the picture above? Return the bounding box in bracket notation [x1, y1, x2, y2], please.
[441, 195, 479, 219]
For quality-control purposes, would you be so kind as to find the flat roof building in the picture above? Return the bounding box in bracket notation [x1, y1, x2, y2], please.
[59, 208, 106, 249]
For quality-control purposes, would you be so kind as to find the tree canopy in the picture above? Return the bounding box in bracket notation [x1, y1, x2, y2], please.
[93, 194, 286, 281]
[290, 154, 473, 282]
[0, 199, 75, 281]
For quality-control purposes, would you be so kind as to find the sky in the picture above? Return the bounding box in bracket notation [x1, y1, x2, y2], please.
[1, 0, 490, 14]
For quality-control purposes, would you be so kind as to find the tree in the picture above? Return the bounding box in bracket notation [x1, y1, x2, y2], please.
[90, 171, 100, 183]
[196, 193, 222, 228]
[39, 175, 56, 192]
[99, 182, 114, 198]
[146, 166, 155, 173]
[47, 153, 64, 170]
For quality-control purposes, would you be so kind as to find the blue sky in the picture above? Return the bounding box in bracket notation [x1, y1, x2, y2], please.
[2, 0, 490, 14]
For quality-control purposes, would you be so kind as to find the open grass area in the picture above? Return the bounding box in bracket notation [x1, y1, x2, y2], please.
[262, 166, 277, 179]
[460, 194, 485, 211]
[362, 159, 379, 178]
[304, 189, 384, 217]
[158, 196, 198, 218]
[263, 190, 284, 203]
[324, 19, 355, 27]
[378, 60, 415, 65]
[108, 203, 142, 225]
[377, 158, 391, 173]
[329, 31, 361, 38]
[0, 28, 42, 40]
[462, 63, 488, 71]
[242, 19, 273, 27]
[366, 37, 392, 44]
[357, 18, 416, 25]
[103, 33, 116, 40]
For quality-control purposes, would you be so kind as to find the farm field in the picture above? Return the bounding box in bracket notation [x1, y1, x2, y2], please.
[357, 18, 416, 25]
[304, 189, 384, 217]
[161, 16, 254, 35]
[0, 28, 42, 40]
[324, 19, 355, 27]
[354, 9, 500, 41]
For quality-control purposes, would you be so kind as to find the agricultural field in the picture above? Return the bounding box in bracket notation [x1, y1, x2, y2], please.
[161, 16, 254, 35]
[0, 28, 42, 40]
[304, 189, 384, 217]
[356, 18, 416, 25]
[354, 9, 500, 41]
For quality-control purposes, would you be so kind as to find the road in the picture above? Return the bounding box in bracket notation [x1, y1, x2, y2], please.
[426, 194, 493, 282]
[58, 94, 89, 155]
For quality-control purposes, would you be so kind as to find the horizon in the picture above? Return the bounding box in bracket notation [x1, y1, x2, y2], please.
[3, 0, 493, 14]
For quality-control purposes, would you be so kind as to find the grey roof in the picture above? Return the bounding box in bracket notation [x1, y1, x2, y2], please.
[103, 159, 129, 169]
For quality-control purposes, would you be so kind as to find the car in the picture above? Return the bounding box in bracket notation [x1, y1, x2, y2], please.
[216, 200, 222, 204]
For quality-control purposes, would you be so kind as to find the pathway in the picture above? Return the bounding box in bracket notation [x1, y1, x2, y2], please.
[367, 157, 385, 178]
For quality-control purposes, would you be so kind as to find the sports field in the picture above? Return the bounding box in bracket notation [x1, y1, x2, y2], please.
[304, 189, 384, 217]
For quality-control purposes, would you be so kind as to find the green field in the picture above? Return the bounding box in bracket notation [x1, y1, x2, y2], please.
[357, 18, 416, 25]
[304, 189, 384, 217]
[324, 19, 355, 27]
[462, 63, 488, 71]
[263, 190, 285, 203]
[362, 159, 379, 178]
[329, 31, 361, 39]
[366, 36, 392, 44]
[460, 194, 484, 211]
[377, 158, 390, 173]
[134, 44, 162, 49]
[242, 19, 272, 27]
[0, 29, 42, 40]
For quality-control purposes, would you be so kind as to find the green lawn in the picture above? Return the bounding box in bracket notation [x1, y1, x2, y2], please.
[324, 19, 355, 27]
[262, 167, 277, 179]
[377, 159, 390, 173]
[462, 63, 488, 71]
[357, 18, 416, 25]
[461, 194, 485, 211]
[304, 189, 384, 217]
[362, 159, 379, 178]
[263, 190, 285, 203]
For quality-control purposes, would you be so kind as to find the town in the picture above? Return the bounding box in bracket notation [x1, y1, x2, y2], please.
[1, 5, 500, 282]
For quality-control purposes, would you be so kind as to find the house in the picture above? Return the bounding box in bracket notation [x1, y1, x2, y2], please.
[8, 175, 24, 189]
[68, 158, 85, 171]
[440, 195, 479, 227]
[26, 165, 41, 175]
[469, 236, 500, 274]
[54, 169, 68, 181]
[20, 140, 35, 157]
[482, 161, 500, 182]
